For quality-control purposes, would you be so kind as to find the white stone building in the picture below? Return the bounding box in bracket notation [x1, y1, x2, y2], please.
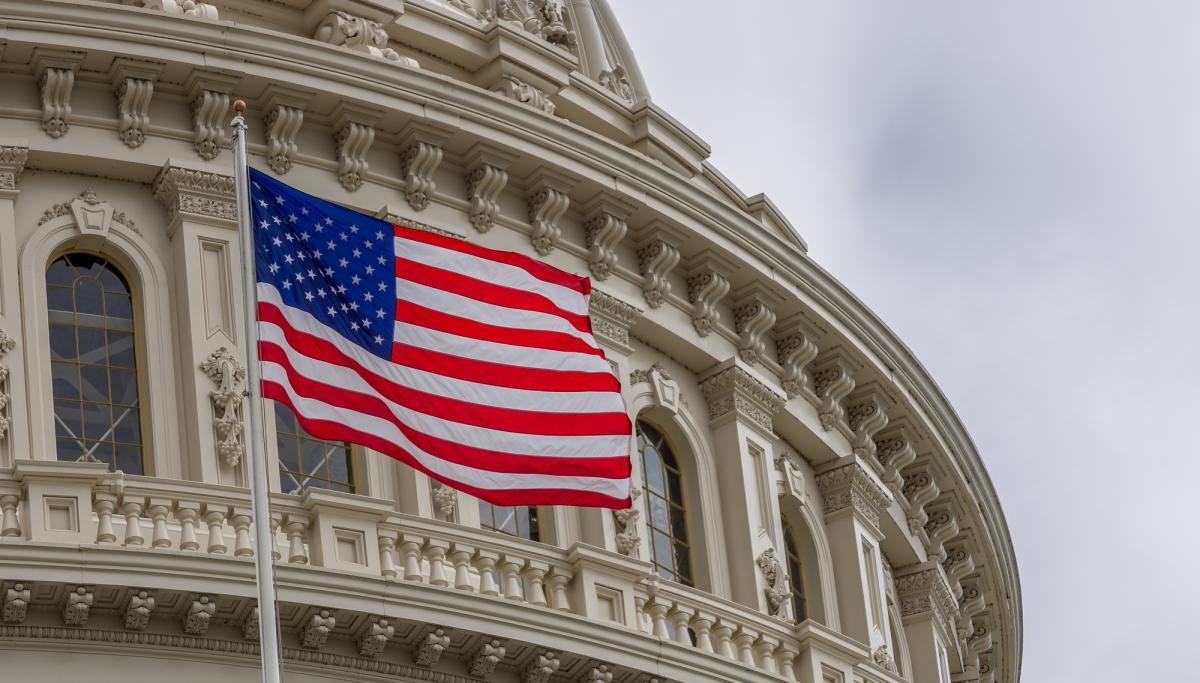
[0, 2, 1021, 682]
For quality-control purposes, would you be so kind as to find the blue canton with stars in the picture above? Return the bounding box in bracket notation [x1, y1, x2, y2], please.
[249, 167, 395, 359]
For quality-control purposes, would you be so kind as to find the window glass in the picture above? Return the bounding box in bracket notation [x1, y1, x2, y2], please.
[274, 402, 355, 494]
[478, 501, 540, 541]
[46, 253, 143, 474]
[784, 519, 809, 621]
[638, 419, 693, 586]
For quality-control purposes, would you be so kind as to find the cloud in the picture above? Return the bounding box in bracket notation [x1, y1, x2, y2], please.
[610, 1, 1200, 678]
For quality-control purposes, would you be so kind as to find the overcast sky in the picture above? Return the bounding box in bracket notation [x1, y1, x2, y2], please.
[609, 1, 1200, 679]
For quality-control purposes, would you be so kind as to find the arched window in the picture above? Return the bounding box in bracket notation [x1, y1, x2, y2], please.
[783, 519, 809, 621]
[274, 403, 355, 494]
[638, 419, 693, 586]
[478, 502, 540, 541]
[47, 253, 144, 474]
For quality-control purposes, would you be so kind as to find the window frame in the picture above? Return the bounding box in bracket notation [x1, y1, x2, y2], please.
[271, 401, 358, 495]
[477, 501, 543, 542]
[782, 517, 810, 622]
[637, 418, 695, 587]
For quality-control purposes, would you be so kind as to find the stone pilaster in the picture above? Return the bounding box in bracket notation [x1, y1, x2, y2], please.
[0, 142, 28, 467]
[895, 561, 960, 683]
[152, 161, 241, 486]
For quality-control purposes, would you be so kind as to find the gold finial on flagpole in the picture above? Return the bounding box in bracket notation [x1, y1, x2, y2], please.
[233, 99, 247, 114]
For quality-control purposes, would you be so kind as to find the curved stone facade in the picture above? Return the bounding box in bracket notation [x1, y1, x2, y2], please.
[0, 2, 1021, 683]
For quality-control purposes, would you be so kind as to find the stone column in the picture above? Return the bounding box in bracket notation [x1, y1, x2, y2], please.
[0, 141, 29, 468]
[698, 362, 786, 609]
[894, 561, 959, 683]
[815, 458, 894, 652]
[152, 162, 240, 486]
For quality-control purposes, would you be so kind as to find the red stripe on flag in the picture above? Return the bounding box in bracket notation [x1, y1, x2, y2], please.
[394, 299, 604, 358]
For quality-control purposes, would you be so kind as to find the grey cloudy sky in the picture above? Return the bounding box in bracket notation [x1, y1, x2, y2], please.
[610, 1, 1200, 679]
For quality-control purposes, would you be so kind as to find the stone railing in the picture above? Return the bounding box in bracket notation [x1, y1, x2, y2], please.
[0, 460, 891, 681]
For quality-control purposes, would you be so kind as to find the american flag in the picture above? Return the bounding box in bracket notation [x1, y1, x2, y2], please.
[249, 168, 632, 508]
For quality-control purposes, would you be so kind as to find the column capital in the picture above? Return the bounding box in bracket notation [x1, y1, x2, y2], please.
[815, 458, 892, 533]
[894, 561, 959, 639]
[588, 289, 642, 355]
[699, 362, 785, 435]
[0, 142, 29, 192]
[152, 161, 237, 231]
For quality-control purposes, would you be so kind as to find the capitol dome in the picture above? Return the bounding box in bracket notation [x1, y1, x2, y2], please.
[0, 2, 1020, 682]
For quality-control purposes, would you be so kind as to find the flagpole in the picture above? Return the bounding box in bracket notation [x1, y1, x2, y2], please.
[231, 99, 285, 683]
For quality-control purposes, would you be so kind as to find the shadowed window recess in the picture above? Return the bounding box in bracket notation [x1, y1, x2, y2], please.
[638, 419, 693, 586]
[479, 501, 541, 542]
[47, 253, 144, 474]
[274, 402, 355, 494]
[783, 518, 809, 622]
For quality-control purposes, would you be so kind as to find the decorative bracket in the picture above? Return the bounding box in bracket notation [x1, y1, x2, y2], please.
[300, 608, 337, 649]
[582, 193, 635, 280]
[523, 650, 561, 683]
[185, 71, 239, 161]
[182, 595, 217, 635]
[922, 501, 959, 563]
[200, 347, 246, 467]
[685, 251, 733, 337]
[732, 283, 781, 365]
[468, 638, 507, 677]
[874, 422, 918, 496]
[2, 583, 30, 623]
[356, 615, 394, 657]
[63, 586, 94, 626]
[110, 58, 164, 149]
[525, 168, 574, 256]
[32, 49, 83, 139]
[123, 590, 156, 630]
[413, 626, 451, 666]
[331, 103, 381, 192]
[634, 223, 684, 309]
[260, 85, 312, 175]
[810, 350, 857, 431]
[398, 123, 450, 211]
[463, 144, 516, 233]
[775, 315, 821, 399]
[900, 460, 939, 536]
[845, 385, 893, 462]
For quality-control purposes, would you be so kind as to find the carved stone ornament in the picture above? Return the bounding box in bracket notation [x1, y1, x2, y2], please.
[613, 487, 642, 557]
[431, 481, 457, 522]
[874, 425, 918, 496]
[38, 189, 139, 237]
[629, 362, 671, 385]
[846, 388, 892, 462]
[63, 586, 94, 626]
[400, 139, 444, 211]
[143, 1, 219, 20]
[314, 11, 419, 67]
[811, 353, 856, 431]
[523, 650, 561, 683]
[686, 268, 731, 338]
[943, 543, 976, 600]
[123, 590, 156, 631]
[153, 166, 237, 224]
[494, 75, 556, 114]
[182, 595, 216, 635]
[38, 64, 78, 138]
[599, 65, 635, 102]
[301, 609, 336, 649]
[584, 209, 629, 281]
[776, 329, 819, 399]
[241, 606, 260, 641]
[873, 645, 898, 673]
[814, 461, 891, 531]
[413, 627, 451, 667]
[3, 583, 30, 623]
[192, 89, 230, 161]
[334, 120, 375, 192]
[900, 463, 939, 535]
[894, 565, 959, 634]
[699, 365, 785, 434]
[636, 237, 680, 309]
[356, 616, 394, 657]
[0, 329, 15, 442]
[755, 548, 790, 617]
[200, 347, 247, 467]
[958, 581, 987, 640]
[465, 160, 509, 233]
[493, 0, 577, 51]
[922, 505, 959, 563]
[588, 290, 642, 352]
[468, 638, 507, 678]
[733, 286, 779, 366]
[115, 77, 154, 149]
[0, 145, 29, 190]
[527, 184, 570, 256]
[586, 662, 614, 683]
[265, 104, 304, 175]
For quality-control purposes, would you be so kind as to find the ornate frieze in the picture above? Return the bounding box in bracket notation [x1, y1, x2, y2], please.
[200, 347, 246, 467]
[699, 365, 785, 434]
[153, 165, 237, 225]
[810, 351, 857, 431]
[469, 638, 507, 677]
[894, 563, 958, 636]
[635, 227, 682, 309]
[523, 650, 561, 683]
[525, 169, 574, 256]
[143, 0, 219, 20]
[413, 627, 451, 666]
[314, 10, 419, 67]
[814, 461, 891, 531]
[32, 50, 83, 139]
[332, 104, 380, 192]
[0, 145, 28, 190]
[755, 548, 790, 617]
[356, 616, 394, 657]
[494, 75, 556, 114]
[733, 285, 780, 366]
[464, 145, 514, 233]
[588, 290, 641, 352]
[582, 194, 635, 280]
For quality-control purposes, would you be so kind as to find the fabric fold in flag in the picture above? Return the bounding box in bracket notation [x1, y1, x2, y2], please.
[248, 167, 633, 509]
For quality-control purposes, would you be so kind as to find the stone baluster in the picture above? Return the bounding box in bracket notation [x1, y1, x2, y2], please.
[231, 508, 253, 557]
[177, 502, 200, 550]
[203, 505, 228, 554]
[425, 539, 450, 587]
[668, 605, 692, 646]
[547, 567, 572, 611]
[645, 598, 670, 639]
[523, 561, 548, 607]
[634, 594, 651, 633]
[733, 627, 757, 667]
[689, 611, 715, 653]
[711, 620, 736, 659]
[284, 514, 309, 564]
[147, 500, 171, 548]
[399, 534, 423, 581]
[475, 549, 500, 596]
[94, 494, 118, 543]
[449, 543, 474, 591]
[269, 513, 283, 561]
[775, 642, 799, 680]
[753, 635, 779, 674]
[121, 498, 145, 546]
[378, 531, 398, 578]
[499, 555, 524, 601]
[0, 494, 21, 537]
